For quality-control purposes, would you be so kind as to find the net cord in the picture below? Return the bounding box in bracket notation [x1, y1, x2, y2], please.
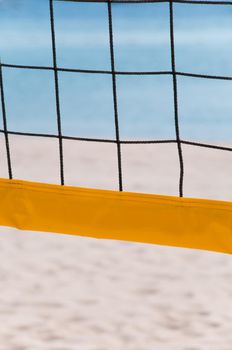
[49, 0, 65, 185]
[107, 0, 123, 191]
[169, 0, 184, 197]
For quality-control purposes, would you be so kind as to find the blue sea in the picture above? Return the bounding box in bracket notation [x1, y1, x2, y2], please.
[0, 0, 232, 142]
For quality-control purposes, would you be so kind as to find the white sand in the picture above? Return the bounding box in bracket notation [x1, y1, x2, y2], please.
[0, 136, 232, 349]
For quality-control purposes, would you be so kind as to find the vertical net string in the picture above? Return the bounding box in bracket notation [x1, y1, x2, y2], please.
[0, 63, 13, 179]
[169, 0, 184, 197]
[107, 0, 123, 192]
[49, 0, 65, 186]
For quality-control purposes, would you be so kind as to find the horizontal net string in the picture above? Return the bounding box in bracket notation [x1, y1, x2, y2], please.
[2, 64, 232, 81]
[1, 130, 232, 152]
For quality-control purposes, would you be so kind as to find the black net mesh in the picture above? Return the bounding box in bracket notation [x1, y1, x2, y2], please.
[0, 0, 232, 200]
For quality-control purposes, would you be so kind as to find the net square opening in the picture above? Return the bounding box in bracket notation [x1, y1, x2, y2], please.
[59, 72, 115, 139]
[178, 76, 232, 143]
[117, 75, 175, 141]
[121, 143, 180, 196]
[174, 4, 232, 76]
[0, 0, 52, 66]
[182, 144, 232, 202]
[2, 68, 58, 135]
[8, 135, 60, 184]
[63, 140, 119, 190]
[112, 3, 171, 72]
[54, 1, 110, 70]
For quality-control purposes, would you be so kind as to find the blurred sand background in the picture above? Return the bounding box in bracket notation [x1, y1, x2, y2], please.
[0, 136, 232, 350]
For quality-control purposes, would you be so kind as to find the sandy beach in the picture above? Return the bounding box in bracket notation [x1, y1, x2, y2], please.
[0, 136, 232, 349]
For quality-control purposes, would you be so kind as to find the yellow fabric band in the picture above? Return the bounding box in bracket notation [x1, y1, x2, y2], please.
[0, 178, 231, 254]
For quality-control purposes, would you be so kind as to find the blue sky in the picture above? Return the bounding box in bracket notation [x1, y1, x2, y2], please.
[0, 0, 232, 141]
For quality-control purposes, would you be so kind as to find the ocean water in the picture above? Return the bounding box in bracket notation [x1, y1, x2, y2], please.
[0, 0, 232, 142]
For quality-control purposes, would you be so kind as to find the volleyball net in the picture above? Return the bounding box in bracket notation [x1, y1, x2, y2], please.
[0, 0, 232, 254]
